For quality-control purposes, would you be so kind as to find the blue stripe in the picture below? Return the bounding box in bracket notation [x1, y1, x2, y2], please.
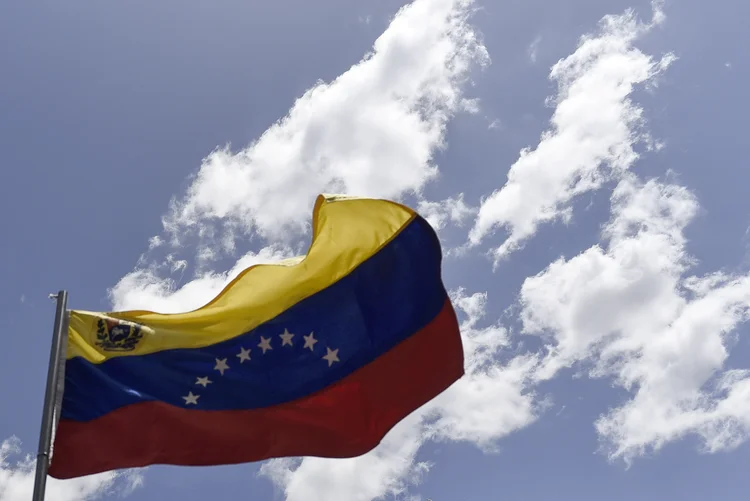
[61, 216, 447, 422]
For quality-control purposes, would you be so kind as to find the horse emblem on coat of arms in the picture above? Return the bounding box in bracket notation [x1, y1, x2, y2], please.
[95, 317, 145, 352]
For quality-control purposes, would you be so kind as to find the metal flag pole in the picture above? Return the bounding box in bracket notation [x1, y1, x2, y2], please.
[32, 290, 69, 501]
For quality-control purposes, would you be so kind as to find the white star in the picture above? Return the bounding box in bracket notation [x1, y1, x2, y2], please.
[236, 347, 251, 363]
[303, 332, 318, 351]
[258, 336, 273, 354]
[279, 329, 295, 347]
[214, 358, 229, 375]
[322, 347, 340, 367]
[183, 392, 199, 405]
[195, 376, 212, 387]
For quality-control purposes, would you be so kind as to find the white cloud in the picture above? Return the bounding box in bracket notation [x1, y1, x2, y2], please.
[527, 35, 542, 63]
[417, 194, 475, 232]
[469, 2, 675, 262]
[159, 0, 488, 251]
[426, 289, 541, 448]
[519, 174, 750, 463]
[112, 0, 489, 310]
[165, 254, 188, 274]
[110, 245, 293, 312]
[0, 437, 143, 501]
[259, 413, 430, 501]
[147, 236, 164, 250]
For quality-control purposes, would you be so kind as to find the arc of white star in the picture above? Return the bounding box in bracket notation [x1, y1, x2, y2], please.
[183, 392, 199, 405]
[195, 376, 212, 387]
[303, 332, 318, 351]
[258, 336, 273, 354]
[237, 347, 251, 363]
[214, 358, 230, 375]
[279, 329, 295, 347]
[322, 347, 340, 367]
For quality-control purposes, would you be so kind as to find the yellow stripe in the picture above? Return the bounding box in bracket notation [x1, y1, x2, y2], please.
[67, 195, 416, 363]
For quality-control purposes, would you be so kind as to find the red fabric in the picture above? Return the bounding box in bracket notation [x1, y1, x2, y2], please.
[49, 300, 463, 479]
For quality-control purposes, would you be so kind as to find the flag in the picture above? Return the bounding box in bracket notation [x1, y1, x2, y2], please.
[48, 194, 464, 479]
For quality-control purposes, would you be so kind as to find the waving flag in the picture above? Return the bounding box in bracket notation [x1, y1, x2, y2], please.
[48, 195, 464, 479]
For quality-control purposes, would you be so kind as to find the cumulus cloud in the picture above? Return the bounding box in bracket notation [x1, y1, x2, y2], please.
[426, 289, 541, 448]
[469, 1, 675, 262]
[0, 437, 142, 501]
[259, 413, 430, 501]
[259, 287, 540, 501]
[519, 174, 750, 463]
[158, 0, 488, 252]
[417, 194, 475, 232]
[112, 0, 490, 308]
[111, 245, 294, 312]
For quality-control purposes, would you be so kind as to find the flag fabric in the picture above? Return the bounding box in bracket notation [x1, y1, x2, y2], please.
[48, 194, 464, 479]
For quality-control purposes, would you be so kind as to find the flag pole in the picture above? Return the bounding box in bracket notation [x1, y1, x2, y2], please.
[32, 290, 69, 501]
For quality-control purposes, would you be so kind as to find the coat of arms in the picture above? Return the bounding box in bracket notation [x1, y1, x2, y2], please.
[95, 318, 144, 351]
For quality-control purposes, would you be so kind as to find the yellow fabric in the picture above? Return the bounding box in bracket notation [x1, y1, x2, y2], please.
[67, 195, 416, 363]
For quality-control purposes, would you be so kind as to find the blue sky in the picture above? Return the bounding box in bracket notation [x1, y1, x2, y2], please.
[2, 0, 750, 500]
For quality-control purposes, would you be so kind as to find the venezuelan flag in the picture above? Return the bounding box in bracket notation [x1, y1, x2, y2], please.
[49, 195, 464, 479]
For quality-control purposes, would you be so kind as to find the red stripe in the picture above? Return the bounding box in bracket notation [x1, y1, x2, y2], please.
[49, 300, 463, 479]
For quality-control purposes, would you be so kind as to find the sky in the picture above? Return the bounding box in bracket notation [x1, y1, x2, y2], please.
[1, 0, 749, 499]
